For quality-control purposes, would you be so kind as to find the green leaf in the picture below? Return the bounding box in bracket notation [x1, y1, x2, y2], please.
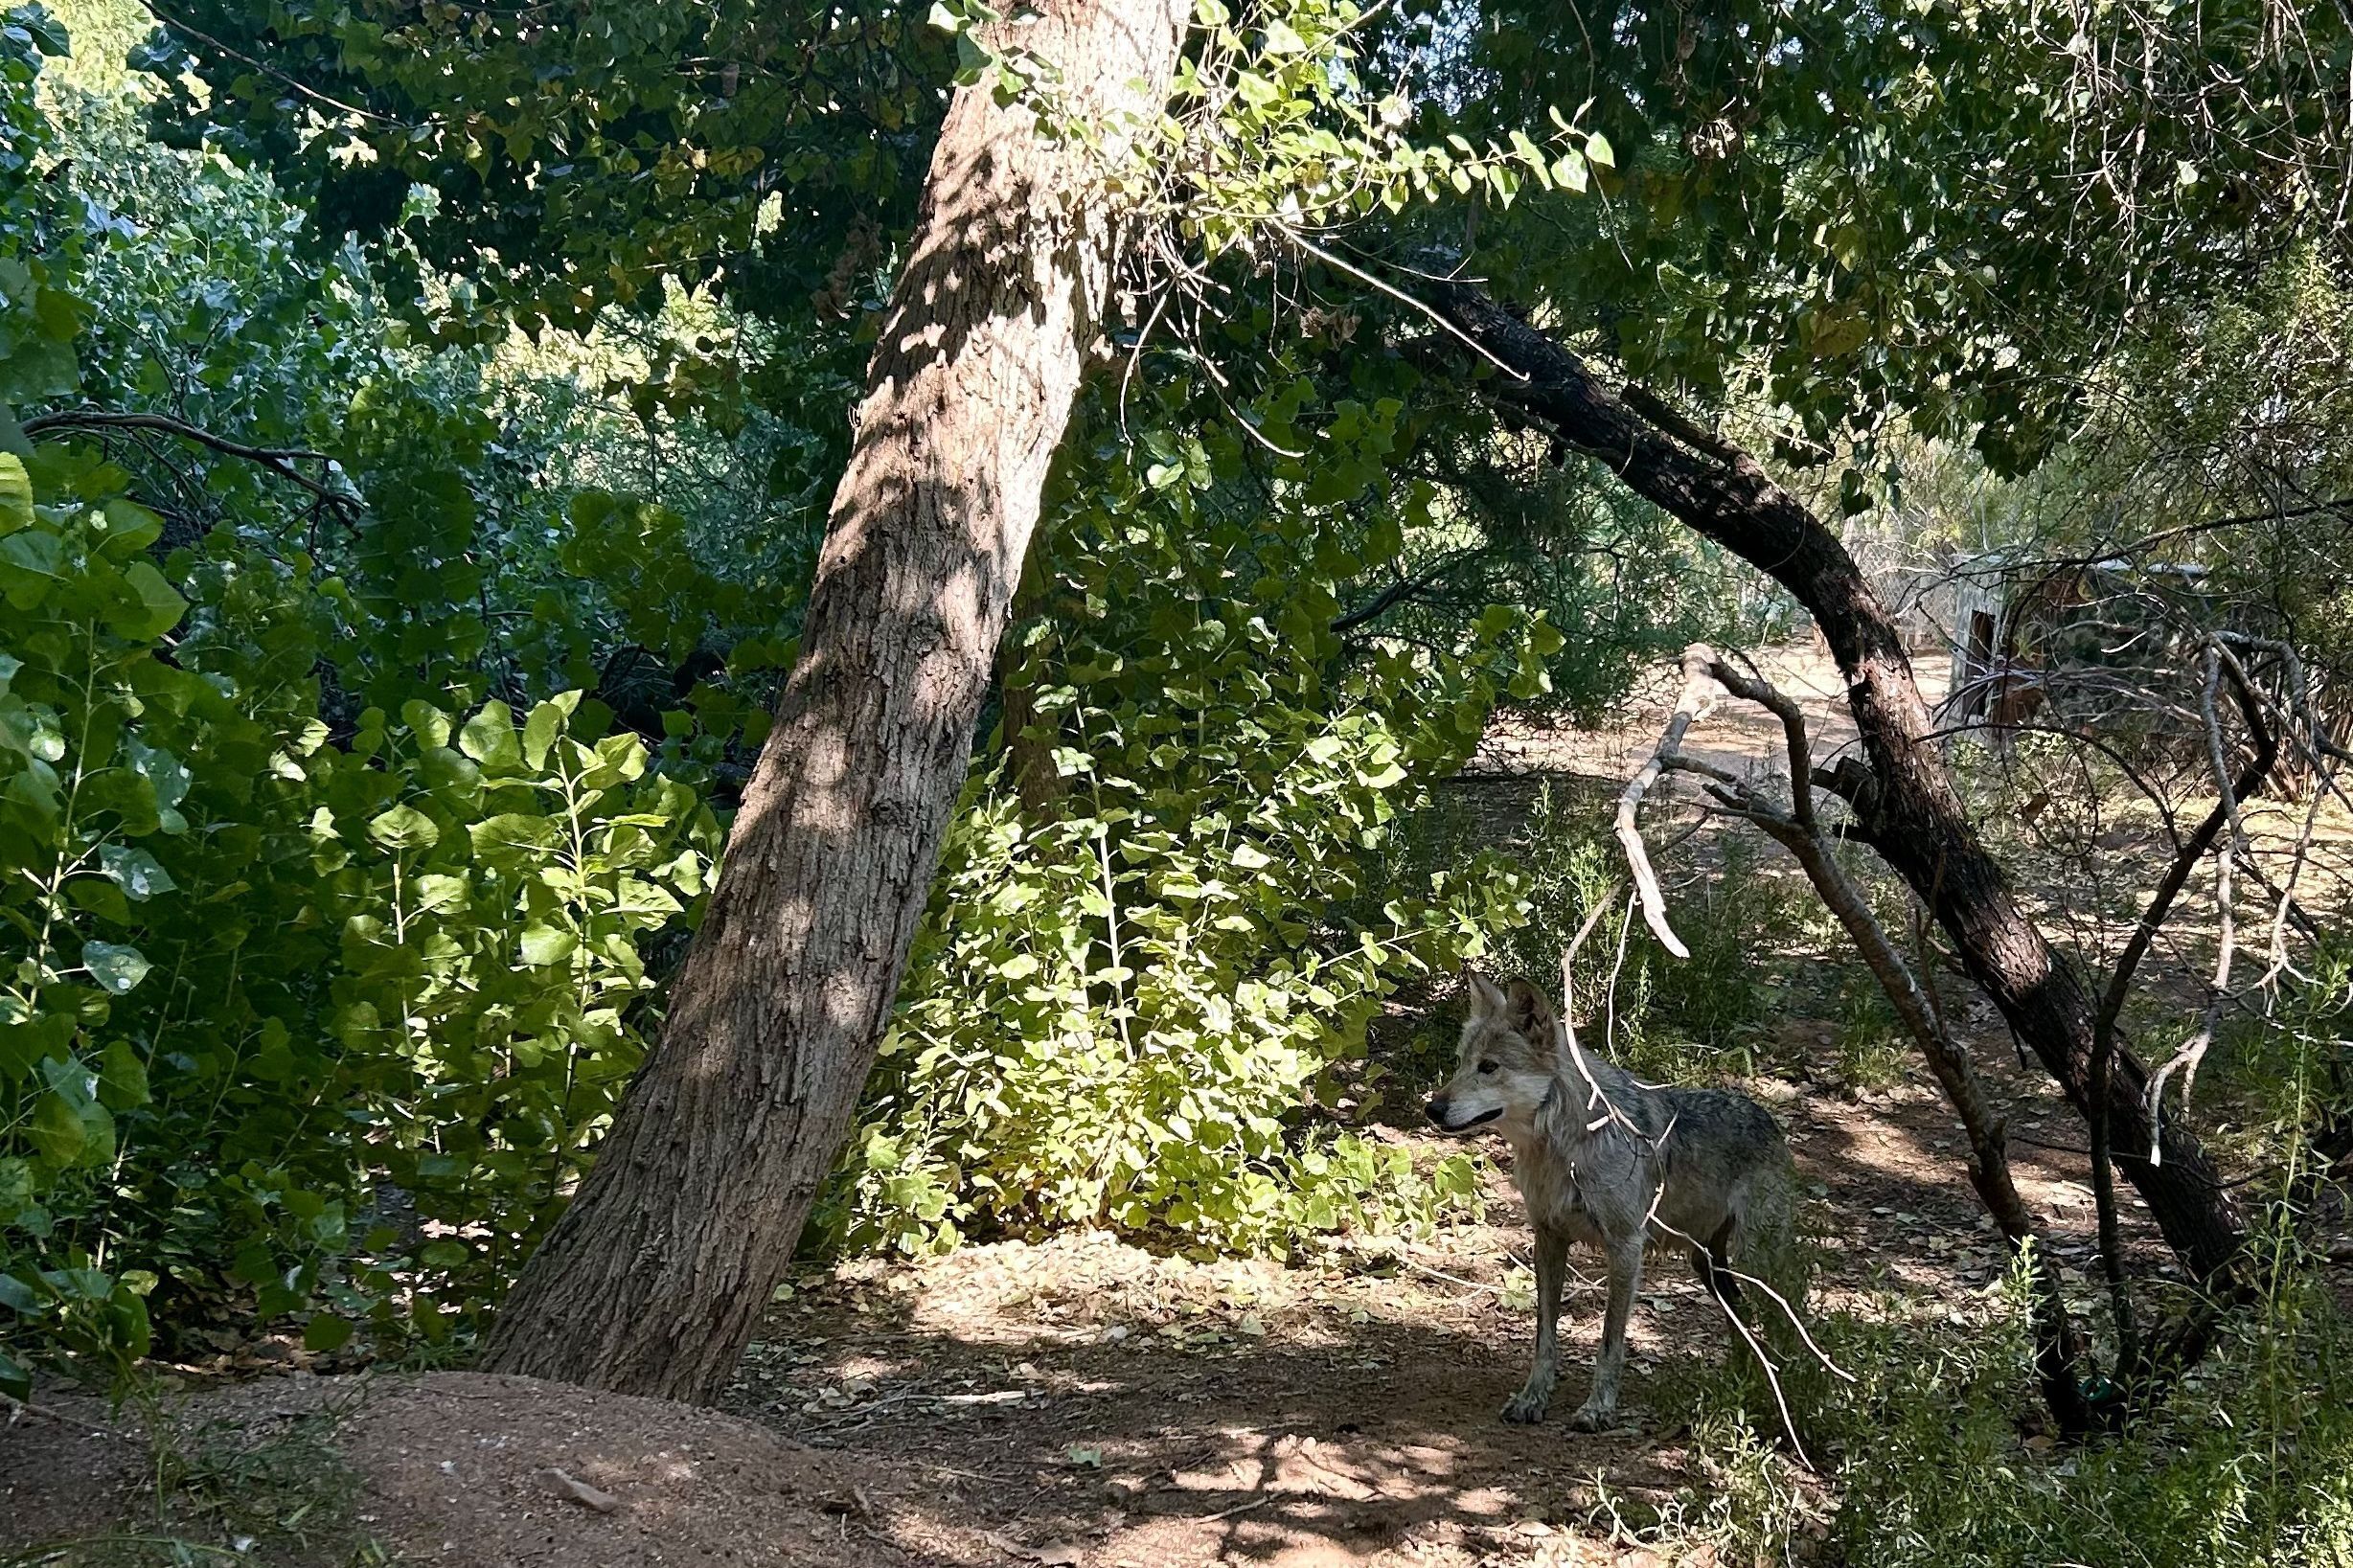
[367, 803, 442, 852]
[100, 500, 163, 555]
[418, 1239, 469, 1271]
[522, 693, 581, 768]
[468, 812, 557, 867]
[111, 561, 188, 640]
[28, 1092, 85, 1166]
[458, 700, 523, 769]
[0, 527, 63, 594]
[411, 873, 470, 914]
[401, 700, 452, 749]
[0, 1013, 71, 1084]
[1585, 131, 1615, 168]
[518, 925, 577, 966]
[0, 453, 29, 532]
[124, 739, 191, 813]
[0, 1266, 37, 1312]
[81, 941, 152, 996]
[303, 1312, 355, 1353]
[97, 844, 175, 900]
[98, 1040, 149, 1110]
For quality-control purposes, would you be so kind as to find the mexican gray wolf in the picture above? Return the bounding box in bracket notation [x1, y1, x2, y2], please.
[1426, 969, 1799, 1431]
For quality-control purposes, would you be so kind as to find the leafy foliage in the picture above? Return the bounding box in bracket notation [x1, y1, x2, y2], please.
[133, 0, 951, 339]
[1397, 0, 2353, 479]
[0, 3, 1707, 1384]
[0, 12, 745, 1387]
[0, 426, 717, 1389]
[829, 362, 1560, 1252]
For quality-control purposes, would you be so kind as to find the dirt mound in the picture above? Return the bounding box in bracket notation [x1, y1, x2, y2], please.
[327, 1371, 995, 1564]
[3, 1370, 1002, 1566]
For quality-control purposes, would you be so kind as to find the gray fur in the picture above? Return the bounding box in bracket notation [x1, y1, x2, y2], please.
[1427, 970, 1797, 1431]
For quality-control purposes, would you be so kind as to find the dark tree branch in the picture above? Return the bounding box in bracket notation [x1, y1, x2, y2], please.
[1412, 276, 2250, 1298]
[1631, 647, 2103, 1433]
[23, 409, 357, 514]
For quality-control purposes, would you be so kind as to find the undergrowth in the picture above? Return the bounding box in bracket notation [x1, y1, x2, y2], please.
[1650, 955, 2353, 1568]
[3, 1387, 389, 1567]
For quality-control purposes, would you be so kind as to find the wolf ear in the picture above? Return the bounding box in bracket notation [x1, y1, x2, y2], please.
[1504, 978, 1558, 1037]
[1464, 966, 1508, 1020]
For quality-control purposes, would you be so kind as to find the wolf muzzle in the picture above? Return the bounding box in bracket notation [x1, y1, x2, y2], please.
[1427, 1097, 1500, 1131]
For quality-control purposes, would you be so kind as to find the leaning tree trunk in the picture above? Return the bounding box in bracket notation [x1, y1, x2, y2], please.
[482, 0, 1188, 1402]
[1422, 283, 2248, 1287]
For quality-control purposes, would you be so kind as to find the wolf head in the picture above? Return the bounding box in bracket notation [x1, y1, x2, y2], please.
[1427, 969, 1561, 1139]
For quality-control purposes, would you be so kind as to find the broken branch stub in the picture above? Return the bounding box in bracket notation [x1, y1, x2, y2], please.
[1614, 644, 1721, 960]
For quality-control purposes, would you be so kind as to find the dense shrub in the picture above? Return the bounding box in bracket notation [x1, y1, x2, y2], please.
[0, 436, 716, 1390]
[825, 389, 1554, 1255]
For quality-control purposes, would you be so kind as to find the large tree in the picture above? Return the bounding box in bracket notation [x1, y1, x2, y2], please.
[476, 0, 1189, 1399]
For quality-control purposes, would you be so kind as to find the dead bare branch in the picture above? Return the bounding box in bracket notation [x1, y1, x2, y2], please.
[1621, 642, 2105, 1432]
[1613, 644, 1720, 960]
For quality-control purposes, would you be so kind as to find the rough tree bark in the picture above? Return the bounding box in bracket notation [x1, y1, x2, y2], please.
[482, 0, 1189, 1402]
[1421, 282, 2248, 1288]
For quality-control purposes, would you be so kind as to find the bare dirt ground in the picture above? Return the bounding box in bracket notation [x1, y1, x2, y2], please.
[2, 1044, 2170, 1568]
[6, 642, 2343, 1568]
[1470, 638, 1931, 785]
[701, 1039, 2168, 1568]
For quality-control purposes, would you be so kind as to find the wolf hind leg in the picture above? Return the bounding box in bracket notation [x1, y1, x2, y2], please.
[1734, 1167, 1805, 1337]
[1726, 1163, 1823, 1426]
[1693, 1216, 1744, 1308]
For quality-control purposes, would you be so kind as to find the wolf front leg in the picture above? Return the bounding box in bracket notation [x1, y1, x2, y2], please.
[1501, 1224, 1568, 1422]
[1569, 1236, 1644, 1430]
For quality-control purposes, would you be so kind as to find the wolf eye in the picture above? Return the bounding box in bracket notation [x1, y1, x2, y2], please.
[1476, 1059, 1497, 1076]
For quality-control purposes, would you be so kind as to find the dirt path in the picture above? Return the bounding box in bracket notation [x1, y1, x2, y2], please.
[701, 1032, 2159, 1568]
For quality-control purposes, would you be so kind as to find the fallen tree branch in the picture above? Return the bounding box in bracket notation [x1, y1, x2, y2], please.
[1641, 645, 2103, 1431]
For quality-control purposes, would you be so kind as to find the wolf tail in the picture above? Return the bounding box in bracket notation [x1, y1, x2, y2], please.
[1738, 1156, 1806, 1342]
[1733, 1155, 1842, 1439]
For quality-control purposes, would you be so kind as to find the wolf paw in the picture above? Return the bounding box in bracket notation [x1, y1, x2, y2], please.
[1565, 1400, 1617, 1433]
[1499, 1389, 1550, 1424]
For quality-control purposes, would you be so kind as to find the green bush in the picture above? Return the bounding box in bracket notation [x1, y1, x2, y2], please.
[0, 439, 715, 1390]
[819, 383, 1555, 1256]
[1818, 1256, 2353, 1567]
[834, 758, 1506, 1257]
